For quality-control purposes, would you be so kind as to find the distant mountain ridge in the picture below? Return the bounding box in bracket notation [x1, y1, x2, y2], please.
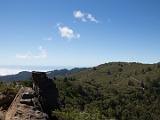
[1, 62, 159, 81]
[0, 71, 32, 81]
[0, 68, 85, 81]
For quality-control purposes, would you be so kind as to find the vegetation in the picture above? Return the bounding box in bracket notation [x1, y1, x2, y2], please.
[0, 80, 32, 94]
[20, 80, 33, 87]
[0, 82, 19, 94]
[53, 62, 160, 120]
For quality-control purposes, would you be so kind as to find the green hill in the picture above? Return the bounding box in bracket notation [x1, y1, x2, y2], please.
[53, 62, 160, 120]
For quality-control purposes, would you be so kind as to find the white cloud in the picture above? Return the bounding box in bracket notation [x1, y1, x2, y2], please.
[73, 10, 86, 22]
[16, 46, 47, 60]
[74, 10, 84, 18]
[73, 10, 99, 23]
[58, 25, 80, 40]
[87, 14, 99, 23]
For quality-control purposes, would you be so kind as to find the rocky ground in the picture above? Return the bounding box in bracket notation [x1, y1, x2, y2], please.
[0, 72, 58, 120]
[5, 87, 49, 120]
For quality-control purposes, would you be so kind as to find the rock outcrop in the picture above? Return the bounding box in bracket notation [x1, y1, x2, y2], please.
[0, 91, 16, 120]
[32, 72, 59, 118]
[5, 87, 49, 120]
[4, 72, 59, 120]
[0, 92, 15, 110]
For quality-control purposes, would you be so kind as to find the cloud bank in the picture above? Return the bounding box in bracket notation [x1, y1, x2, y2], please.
[0, 68, 23, 76]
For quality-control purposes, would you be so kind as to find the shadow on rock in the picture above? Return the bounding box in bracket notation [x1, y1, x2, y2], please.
[32, 72, 59, 120]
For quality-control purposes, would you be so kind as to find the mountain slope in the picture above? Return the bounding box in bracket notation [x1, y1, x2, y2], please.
[0, 71, 32, 81]
[53, 62, 160, 120]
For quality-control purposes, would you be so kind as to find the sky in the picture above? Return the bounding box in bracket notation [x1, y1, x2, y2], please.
[0, 0, 160, 68]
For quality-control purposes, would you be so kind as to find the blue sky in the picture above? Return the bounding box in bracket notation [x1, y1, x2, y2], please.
[0, 0, 160, 67]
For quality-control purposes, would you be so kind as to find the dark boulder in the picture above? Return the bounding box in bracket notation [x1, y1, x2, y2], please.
[32, 72, 59, 118]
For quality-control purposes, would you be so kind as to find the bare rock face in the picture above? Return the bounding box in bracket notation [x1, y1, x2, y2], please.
[5, 87, 49, 120]
[4, 72, 59, 120]
[32, 72, 59, 118]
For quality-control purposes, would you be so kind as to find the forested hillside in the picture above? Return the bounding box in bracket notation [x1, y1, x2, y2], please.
[53, 62, 160, 120]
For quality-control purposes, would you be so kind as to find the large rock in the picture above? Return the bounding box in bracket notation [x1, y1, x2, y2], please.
[0, 92, 15, 111]
[32, 72, 59, 118]
[20, 91, 34, 106]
